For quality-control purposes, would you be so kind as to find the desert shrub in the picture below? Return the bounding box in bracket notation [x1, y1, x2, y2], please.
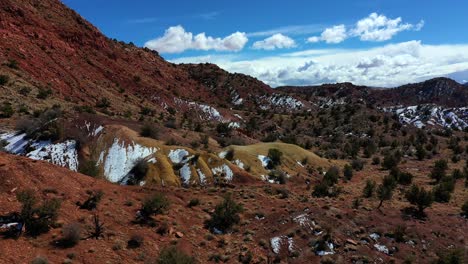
[405, 185, 433, 216]
[224, 148, 234, 161]
[78, 190, 103, 210]
[433, 177, 455, 203]
[313, 166, 341, 197]
[37, 87, 52, 99]
[0, 139, 6, 152]
[140, 123, 159, 139]
[0, 74, 9, 85]
[139, 106, 153, 116]
[451, 169, 463, 179]
[397, 171, 414, 185]
[0, 102, 14, 118]
[6, 59, 19, 69]
[127, 159, 149, 185]
[430, 159, 448, 183]
[416, 144, 426, 160]
[96, 97, 111, 108]
[59, 223, 81, 248]
[238, 250, 253, 264]
[390, 168, 413, 185]
[372, 156, 380, 165]
[128, 234, 144, 248]
[343, 164, 353, 180]
[351, 159, 364, 171]
[17, 190, 61, 236]
[363, 180, 376, 198]
[461, 201, 468, 217]
[268, 170, 287, 184]
[376, 185, 393, 209]
[156, 246, 195, 264]
[267, 148, 283, 168]
[164, 118, 177, 129]
[188, 198, 200, 208]
[19, 86, 32, 96]
[88, 213, 105, 239]
[393, 225, 407, 243]
[275, 188, 290, 199]
[31, 257, 49, 264]
[78, 160, 99, 177]
[141, 193, 170, 217]
[16, 107, 63, 141]
[434, 248, 465, 264]
[312, 181, 341, 198]
[216, 122, 232, 136]
[323, 166, 340, 185]
[382, 151, 401, 170]
[377, 179, 395, 209]
[205, 194, 243, 233]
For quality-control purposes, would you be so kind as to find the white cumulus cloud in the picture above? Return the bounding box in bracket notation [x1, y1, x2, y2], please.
[307, 13, 424, 44]
[144, 25, 248, 53]
[252, 34, 296, 50]
[320, 25, 347, 43]
[352, 13, 420, 41]
[172, 41, 468, 88]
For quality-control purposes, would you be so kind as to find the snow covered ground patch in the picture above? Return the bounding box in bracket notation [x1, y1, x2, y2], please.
[258, 155, 271, 168]
[0, 132, 29, 154]
[211, 164, 234, 181]
[168, 149, 190, 164]
[197, 169, 206, 185]
[97, 139, 158, 183]
[1, 132, 79, 171]
[374, 244, 390, 255]
[383, 105, 468, 130]
[27, 140, 79, 171]
[260, 94, 304, 110]
[269, 235, 297, 255]
[179, 164, 191, 185]
[233, 159, 245, 170]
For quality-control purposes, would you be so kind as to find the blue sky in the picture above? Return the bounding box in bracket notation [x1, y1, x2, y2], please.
[62, 0, 468, 87]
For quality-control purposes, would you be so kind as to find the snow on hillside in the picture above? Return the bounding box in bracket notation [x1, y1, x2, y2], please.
[211, 164, 234, 181]
[383, 105, 468, 130]
[259, 94, 304, 110]
[27, 140, 78, 171]
[77, 121, 104, 137]
[258, 155, 271, 168]
[97, 139, 158, 183]
[168, 149, 190, 164]
[174, 98, 224, 121]
[0, 132, 79, 171]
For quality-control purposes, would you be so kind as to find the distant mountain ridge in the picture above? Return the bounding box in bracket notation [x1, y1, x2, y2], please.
[278, 77, 468, 108]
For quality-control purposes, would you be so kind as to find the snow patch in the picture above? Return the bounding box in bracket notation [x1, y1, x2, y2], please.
[1, 132, 79, 171]
[27, 140, 79, 171]
[260, 94, 304, 110]
[270, 236, 296, 255]
[180, 164, 191, 184]
[293, 213, 314, 231]
[383, 105, 468, 130]
[258, 155, 271, 168]
[197, 169, 206, 185]
[168, 149, 190, 164]
[218, 150, 228, 159]
[370, 233, 380, 241]
[98, 139, 158, 183]
[211, 164, 233, 181]
[0, 132, 29, 154]
[374, 244, 389, 255]
[228, 122, 241, 129]
[233, 159, 245, 170]
[316, 242, 335, 256]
